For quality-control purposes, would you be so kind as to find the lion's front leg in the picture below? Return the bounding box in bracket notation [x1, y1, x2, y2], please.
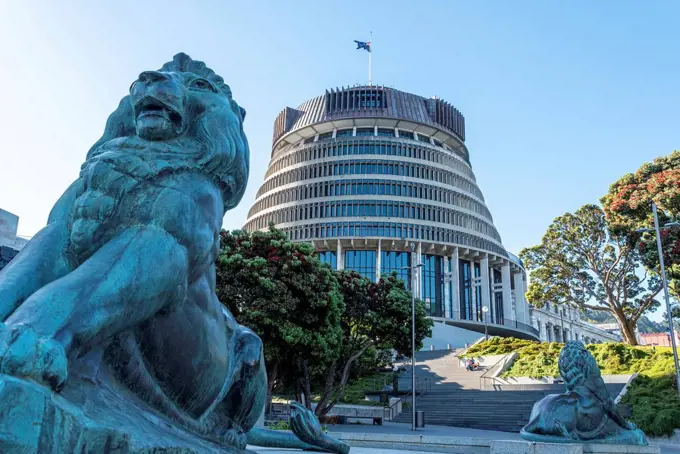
[0, 222, 72, 321]
[0, 225, 188, 391]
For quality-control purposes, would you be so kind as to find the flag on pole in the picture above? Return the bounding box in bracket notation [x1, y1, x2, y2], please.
[354, 40, 372, 52]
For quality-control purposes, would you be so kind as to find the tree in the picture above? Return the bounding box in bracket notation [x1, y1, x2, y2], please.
[313, 271, 433, 417]
[215, 225, 344, 411]
[520, 204, 662, 345]
[602, 151, 680, 297]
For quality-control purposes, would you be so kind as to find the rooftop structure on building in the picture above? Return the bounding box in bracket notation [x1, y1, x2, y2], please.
[0, 208, 28, 271]
[244, 85, 613, 348]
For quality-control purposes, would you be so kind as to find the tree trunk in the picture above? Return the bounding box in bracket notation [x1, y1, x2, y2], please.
[295, 379, 302, 405]
[315, 343, 373, 417]
[265, 362, 278, 419]
[620, 320, 639, 346]
[297, 359, 313, 410]
[612, 309, 639, 345]
[314, 361, 338, 417]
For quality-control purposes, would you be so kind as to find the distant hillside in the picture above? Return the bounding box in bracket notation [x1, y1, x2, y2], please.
[582, 310, 665, 334]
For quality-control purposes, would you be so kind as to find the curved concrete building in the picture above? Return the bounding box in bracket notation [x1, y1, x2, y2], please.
[245, 86, 539, 345]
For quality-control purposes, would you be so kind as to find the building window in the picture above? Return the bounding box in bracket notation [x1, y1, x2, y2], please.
[318, 132, 333, 141]
[398, 130, 414, 140]
[416, 133, 430, 143]
[355, 90, 383, 108]
[474, 263, 482, 321]
[432, 139, 443, 147]
[304, 136, 315, 144]
[459, 260, 470, 320]
[317, 251, 337, 269]
[355, 127, 374, 137]
[421, 255, 444, 317]
[377, 128, 395, 137]
[336, 129, 353, 138]
[381, 251, 411, 288]
[344, 250, 377, 280]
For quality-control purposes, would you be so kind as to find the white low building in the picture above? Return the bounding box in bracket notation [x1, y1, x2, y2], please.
[531, 302, 621, 344]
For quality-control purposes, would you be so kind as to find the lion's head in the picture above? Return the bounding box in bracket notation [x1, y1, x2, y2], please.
[86, 53, 249, 212]
[558, 340, 603, 392]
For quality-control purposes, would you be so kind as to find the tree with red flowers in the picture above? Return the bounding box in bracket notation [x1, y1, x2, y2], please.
[313, 271, 432, 417]
[215, 224, 344, 411]
[602, 150, 680, 297]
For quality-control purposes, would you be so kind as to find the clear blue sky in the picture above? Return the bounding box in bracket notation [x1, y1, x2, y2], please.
[1, 1, 678, 258]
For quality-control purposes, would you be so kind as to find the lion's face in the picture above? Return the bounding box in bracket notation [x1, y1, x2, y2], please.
[87, 53, 250, 212]
[130, 70, 231, 142]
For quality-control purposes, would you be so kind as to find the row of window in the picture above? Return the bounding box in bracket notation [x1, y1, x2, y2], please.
[536, 321, 605, 344]
[316, 250, 506, 321]
[325, 88, 385, 113]
[257, 160, 483, 201]
[306, 127, 441, 144]
[248, 179, 493, 221]
[246, 200, 501, 242]
[266, 140, 474, 182]
[275, 221, 507, 256]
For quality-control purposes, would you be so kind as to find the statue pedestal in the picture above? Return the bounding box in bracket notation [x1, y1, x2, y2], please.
[489, 440, 660, 454]
[0, 373, 240, 453]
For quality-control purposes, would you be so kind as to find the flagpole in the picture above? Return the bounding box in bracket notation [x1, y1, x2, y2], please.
[368, 31, 372, 86]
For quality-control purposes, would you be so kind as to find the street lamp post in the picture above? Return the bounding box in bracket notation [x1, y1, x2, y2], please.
[482, 306, 489, 340]
[636, 202, 680, 400]
[401, 244, 424, 431]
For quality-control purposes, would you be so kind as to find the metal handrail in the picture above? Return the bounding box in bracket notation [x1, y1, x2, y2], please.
[383, 397, 401, 420]
[479, 354, 516, 391]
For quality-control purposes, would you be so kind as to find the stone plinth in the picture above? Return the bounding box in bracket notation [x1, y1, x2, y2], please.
[327, 432, 661, 454]
[0, 373, 239, 454]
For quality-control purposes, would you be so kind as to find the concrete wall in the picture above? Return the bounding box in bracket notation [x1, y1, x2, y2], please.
[420, 321, 483, 351]
[0, 209, 19, 248]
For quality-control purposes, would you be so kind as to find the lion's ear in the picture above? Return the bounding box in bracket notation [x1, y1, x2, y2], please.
[239, 107, 246, 122]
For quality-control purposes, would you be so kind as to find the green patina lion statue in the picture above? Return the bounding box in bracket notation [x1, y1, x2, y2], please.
[521, 340, 648, 446]
[0, 53, 348, 454]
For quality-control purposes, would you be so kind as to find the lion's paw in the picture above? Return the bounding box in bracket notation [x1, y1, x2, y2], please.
[0, 323, 68, 392]
[215, 424, 247, 451]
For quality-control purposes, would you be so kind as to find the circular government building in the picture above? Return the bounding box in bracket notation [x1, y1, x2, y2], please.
[245, 85, 540, 347]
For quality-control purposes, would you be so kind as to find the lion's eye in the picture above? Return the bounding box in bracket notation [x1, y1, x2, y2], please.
[190, 79, 216, 92]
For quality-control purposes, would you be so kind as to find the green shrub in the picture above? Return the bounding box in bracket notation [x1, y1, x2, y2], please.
[267, 420, 291, 431]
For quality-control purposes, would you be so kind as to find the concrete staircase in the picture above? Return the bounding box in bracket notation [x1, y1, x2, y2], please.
[391, 349, 626, 433]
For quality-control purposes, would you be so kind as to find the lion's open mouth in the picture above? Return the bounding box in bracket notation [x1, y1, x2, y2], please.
[134, 96, 183, 127]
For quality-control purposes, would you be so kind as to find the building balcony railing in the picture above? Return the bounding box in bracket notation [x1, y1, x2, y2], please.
[443, 311, 540, 338]
[506, 251, 524, 268]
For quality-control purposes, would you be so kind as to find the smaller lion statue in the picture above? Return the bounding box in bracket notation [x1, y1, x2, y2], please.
[520, 341, 648, 446]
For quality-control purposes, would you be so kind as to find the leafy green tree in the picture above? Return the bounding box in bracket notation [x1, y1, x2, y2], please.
[602, 151, 680, 297]
[520, 204, 662, 345]
[215, 225, 344, 410]
[313, 271, 433, 417]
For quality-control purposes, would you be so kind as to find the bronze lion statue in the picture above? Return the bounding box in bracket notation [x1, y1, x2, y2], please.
[0, 53, 348, 454]
[521, 341, 647, 446]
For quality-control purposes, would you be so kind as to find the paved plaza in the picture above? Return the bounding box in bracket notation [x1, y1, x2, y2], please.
[252, 422, 680, 454]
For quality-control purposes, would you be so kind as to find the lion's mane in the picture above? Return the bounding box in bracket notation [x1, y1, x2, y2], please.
[83, 53, 249, 212]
